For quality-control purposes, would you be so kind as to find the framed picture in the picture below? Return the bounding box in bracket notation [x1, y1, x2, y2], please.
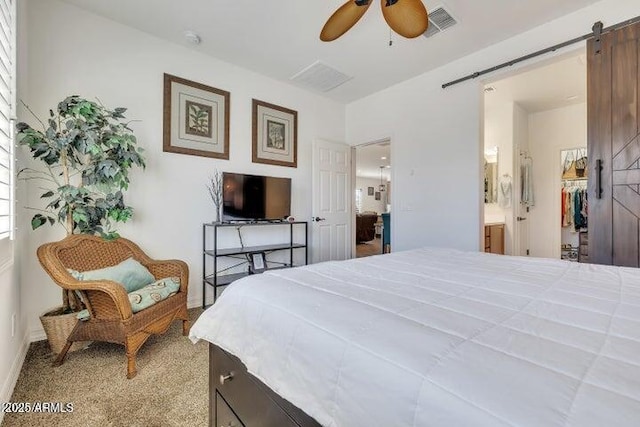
[252, 99, 298, 168]
[375, 192, 381, 201]
[368, 187, 374, 196]
[248, 252, 267, 274]
[163, 73, 230, 159]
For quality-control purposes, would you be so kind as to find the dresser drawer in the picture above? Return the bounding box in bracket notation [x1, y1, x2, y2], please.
[579, 232, 588, 245]
[212, 346, 302, 426]
[216, 392, 244, 427]
[484, 224, 505, 255]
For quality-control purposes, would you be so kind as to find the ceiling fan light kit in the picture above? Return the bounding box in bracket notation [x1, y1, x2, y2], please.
[320, 0, 429, 42]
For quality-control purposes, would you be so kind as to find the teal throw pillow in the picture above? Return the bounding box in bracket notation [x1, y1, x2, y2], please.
[128, 277, 180, 313]
[70, 258, 155, 293]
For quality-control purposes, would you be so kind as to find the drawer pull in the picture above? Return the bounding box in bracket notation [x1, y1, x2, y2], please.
[219, 372, 235, 385]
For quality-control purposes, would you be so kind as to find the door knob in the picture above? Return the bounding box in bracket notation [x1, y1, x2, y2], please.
[517, 217, 527, 221]
[313, 217, 326, 222]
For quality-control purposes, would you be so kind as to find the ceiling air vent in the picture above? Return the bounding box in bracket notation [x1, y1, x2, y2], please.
[423, 7, 457, 39]
[290, 61, 353, 93]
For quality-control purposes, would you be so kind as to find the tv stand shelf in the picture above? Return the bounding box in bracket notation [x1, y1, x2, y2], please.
[202, 221, 308, 307]
[205, 243, 307, 257]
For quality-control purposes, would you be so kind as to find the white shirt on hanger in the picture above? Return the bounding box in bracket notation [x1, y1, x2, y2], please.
[498, 174, 512, 209]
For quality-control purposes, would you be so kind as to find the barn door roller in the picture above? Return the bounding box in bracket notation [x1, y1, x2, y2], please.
[592, 21, 603, 55]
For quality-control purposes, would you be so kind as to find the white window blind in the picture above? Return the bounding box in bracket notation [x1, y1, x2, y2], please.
[0, 0, 14, 240]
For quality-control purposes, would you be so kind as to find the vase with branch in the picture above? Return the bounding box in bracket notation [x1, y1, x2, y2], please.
[207, 170, 224, 222]
[17, 95, 146, 314]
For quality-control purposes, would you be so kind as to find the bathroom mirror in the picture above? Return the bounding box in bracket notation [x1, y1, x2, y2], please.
[484, 146, 498, 203]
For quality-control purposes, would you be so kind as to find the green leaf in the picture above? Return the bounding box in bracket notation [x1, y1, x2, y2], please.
[41, 191, 55, 198]
[31, 214, 47, 230]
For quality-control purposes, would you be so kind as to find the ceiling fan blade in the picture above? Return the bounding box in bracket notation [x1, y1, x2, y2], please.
[381, 0, 429, 39]
[320, 0, 372, 42]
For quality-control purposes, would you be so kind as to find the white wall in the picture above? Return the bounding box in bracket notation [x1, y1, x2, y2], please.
[528, 103, 587, 258]
[484, 103, 514, 254]
[346, 0, 638, 253]
[20, 0, 345, 339]
[356, 177, 387, 214]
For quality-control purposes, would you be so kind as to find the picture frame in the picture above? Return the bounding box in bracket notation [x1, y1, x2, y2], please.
[252, 99, 298, 168]
[375, 192, 381, 201]
[248, 251, 267, 274]
[163, 73, 230, 159]
[368, 187, 374, 196]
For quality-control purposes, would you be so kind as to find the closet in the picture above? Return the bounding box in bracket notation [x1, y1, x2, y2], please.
[560, 148, 588, 262]
[587, 21, 640, 267]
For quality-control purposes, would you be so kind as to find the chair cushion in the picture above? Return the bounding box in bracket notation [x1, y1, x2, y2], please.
[128, 277, 181, 313]
[69, 257, 155, 293]
[76, 277, 181, 320]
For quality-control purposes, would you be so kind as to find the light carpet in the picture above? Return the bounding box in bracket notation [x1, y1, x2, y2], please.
[2, 308, 207, 427]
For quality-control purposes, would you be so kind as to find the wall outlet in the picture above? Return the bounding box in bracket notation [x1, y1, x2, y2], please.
[11, 313, 15, 337]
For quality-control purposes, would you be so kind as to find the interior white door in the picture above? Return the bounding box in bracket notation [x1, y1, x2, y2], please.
[514, 152, 531, 256]
[312, 139, 352, 263]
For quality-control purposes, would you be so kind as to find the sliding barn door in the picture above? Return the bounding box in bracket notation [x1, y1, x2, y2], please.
[588, 21, 640, 266]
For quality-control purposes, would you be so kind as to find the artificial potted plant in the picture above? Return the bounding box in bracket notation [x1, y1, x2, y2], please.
[17, 96, 145, 354]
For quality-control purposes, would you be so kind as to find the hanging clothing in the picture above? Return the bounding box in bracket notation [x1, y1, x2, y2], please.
[562, 188, 573, 228]
[561, 184, 588, 232]
[521, 157, 535, 207]
[498, 175, 512, 209]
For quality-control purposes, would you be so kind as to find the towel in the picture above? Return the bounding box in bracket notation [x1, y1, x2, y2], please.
[521, 157, 534, 207]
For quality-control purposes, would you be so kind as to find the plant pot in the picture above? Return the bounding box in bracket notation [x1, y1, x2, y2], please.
[39, 307, 91, 356]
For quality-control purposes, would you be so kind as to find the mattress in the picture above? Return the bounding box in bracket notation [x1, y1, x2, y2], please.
[190, 248, 640, 426]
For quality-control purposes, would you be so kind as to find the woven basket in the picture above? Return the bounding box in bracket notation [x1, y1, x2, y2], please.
[40, 307, 91, 355]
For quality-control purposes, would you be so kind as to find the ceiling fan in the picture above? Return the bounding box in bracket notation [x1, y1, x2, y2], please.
[320, 0, 429, 42]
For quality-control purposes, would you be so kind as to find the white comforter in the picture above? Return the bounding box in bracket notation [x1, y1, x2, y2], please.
[190, 248, 640, 426]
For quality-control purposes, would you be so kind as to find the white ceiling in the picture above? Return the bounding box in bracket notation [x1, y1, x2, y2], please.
[60, 0, 601, 103]
[484, 49, 587, 113]
[356, 142, 391, 180]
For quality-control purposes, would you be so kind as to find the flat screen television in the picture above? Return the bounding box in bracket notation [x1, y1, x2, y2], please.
[222, 173, 291, 221]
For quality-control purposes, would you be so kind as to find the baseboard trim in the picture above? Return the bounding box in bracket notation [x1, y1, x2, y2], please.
[30, 327, 46, 342]
[188, 297, 208, 309]
[0, 329, 31, 424]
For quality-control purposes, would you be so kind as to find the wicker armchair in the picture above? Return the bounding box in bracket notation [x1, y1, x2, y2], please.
[37, 234, 190, 379]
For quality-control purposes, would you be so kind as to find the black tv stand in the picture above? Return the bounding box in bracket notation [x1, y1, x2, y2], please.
[221, 218, 287, 224]
[202, 221, 308, 307]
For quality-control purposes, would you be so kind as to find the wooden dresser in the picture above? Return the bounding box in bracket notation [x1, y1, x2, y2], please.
[485, 223, 505, 255]
[578, 231, 589, 263]
[211, 345, 320, 427]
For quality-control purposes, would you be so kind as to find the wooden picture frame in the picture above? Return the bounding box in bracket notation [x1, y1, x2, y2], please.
[252, 99, 297, 168]
[375, 192, 381, 201]
[163, 73, 230, 159]
[368, 187, 374, 196]
[248, 252, 267, 274]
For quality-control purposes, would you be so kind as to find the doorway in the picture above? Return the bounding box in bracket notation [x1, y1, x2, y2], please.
[482, 48, 587, 260]
[353, 140, 391, 258]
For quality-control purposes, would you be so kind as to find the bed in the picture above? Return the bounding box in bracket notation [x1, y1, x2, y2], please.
[190, 247, 640, 426]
